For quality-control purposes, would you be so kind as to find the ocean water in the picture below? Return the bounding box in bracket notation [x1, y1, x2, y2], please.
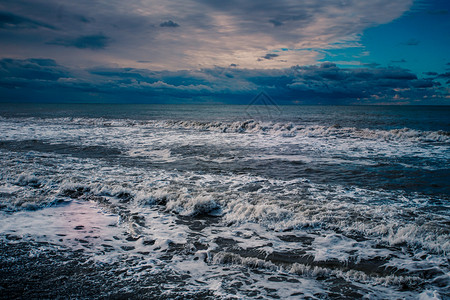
[0, 103, 449, 299]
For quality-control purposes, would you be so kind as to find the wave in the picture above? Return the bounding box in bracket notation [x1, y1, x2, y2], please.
[2, 116, 448, 143]
[158, 120, 450, 143]
[1, 168, 448, 298]
[210, 251, 423, 288]
[3, 170, 449, 254]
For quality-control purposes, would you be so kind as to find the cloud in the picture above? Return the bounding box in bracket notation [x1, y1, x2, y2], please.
[0, 0, 413, 70]
[48, 34, 110, 50]
[283, 65, 441, 103]
[0, 58, 69, 81]
[423, 72, 438, 76]
[1, 58, 447, 104]
[437, 72, 450, 78]
[0, 11, 55, 30]
[362, 62, 381, 68]
[1, 1, 447, 105]
[269, 20, 283, 27]
[411, 80, 434, 88]
[391, 59, 407, 63]
[262, 54, 279, 60]
[159, 20, 179, 27]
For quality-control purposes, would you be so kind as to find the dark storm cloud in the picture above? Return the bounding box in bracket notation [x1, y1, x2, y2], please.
[0, 1, 159, 66]
[423, 72, 438, 76]
[262, 54, 279, 60]
[285, 63, 425, 101]
[89, 67, 150, 81]
[1, 58, 446, 104]
[48, 34, 110, 50]
[391, 59, 407, 63]
[0, 58, 69, 81]
[411, 80, 435, 88]
[437, 72, 450, 78]
[159, 20, 179, 27]
[0, 11, 55, 30]
[361, 63, 381, 68]
[269, 20, 283, 27]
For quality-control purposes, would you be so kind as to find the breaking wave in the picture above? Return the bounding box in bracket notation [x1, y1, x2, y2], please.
[157, 120, 450, 143]
[3, 170, 448, 254]
[210, 251, 424, 288]
[2, 116, 448, 143]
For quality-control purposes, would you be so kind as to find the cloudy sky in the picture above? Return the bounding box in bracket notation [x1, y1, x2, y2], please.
[0, 0, 449, 104]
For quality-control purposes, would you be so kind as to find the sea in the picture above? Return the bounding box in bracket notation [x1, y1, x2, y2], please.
[0, 103, 449, 299]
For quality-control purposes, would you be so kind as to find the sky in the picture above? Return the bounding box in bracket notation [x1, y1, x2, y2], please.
[0, 0, 449, 104]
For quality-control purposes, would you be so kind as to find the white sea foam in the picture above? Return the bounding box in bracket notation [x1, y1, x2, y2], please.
[210, 251, 423, 290]
[419, 290, 442, 300]
[2, 116, 449, 143]
[166, 194, 222, 216]
[2, 151, 448, 255]
[1, 113, 449, 299]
